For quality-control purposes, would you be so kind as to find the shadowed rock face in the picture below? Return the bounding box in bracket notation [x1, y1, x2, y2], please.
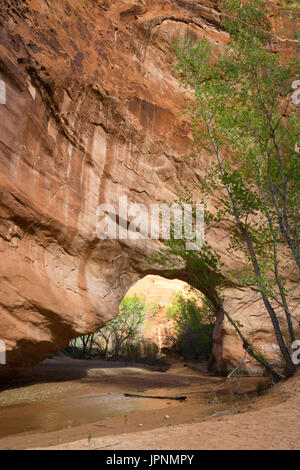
[0, 0, 298, 377]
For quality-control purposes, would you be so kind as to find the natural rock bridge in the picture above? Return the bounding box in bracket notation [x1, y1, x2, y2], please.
[0, 0, 297, 378]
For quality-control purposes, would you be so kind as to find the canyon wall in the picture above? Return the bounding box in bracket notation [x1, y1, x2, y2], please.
[0, 0, 298, 377]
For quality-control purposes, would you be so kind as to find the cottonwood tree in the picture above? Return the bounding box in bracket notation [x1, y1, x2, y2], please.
[152, 0, 299, 379]
[97, 295, 146, 358]
[69, 332, 95, 359]
[167, 292, 215, 360]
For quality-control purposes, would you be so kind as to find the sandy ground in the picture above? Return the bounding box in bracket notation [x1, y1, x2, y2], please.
[0, 357, 299, 450]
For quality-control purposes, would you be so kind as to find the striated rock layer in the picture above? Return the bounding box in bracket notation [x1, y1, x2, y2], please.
[0, 0, 298, 377]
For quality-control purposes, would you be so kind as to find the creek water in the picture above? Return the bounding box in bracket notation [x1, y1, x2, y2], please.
[0, 358, 268, 446]
[0, 392, 173, 438]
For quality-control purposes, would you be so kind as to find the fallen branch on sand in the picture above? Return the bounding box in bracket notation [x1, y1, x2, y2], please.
[124, 393, 187, 401]
[93, 441, 123, 450]
[94, 424, 113, 429]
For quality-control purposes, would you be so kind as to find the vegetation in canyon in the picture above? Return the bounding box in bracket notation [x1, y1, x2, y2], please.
[67, 295, 164, 365]
[151, 0, 300, 380]
[166, 293, 215, 360]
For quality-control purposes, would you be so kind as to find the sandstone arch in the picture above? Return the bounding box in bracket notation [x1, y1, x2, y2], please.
[0, 1, 297, 378]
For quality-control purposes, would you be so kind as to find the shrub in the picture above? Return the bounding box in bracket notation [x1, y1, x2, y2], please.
[256, 382, 266, 396]
[167, 292, 215, 360]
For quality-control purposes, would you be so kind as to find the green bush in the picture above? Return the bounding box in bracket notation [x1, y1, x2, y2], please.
[256, 382, 266, 396]
[167, 292, 215, 360]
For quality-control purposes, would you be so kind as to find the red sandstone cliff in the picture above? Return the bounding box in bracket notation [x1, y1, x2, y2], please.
[0, 0, 298, 377]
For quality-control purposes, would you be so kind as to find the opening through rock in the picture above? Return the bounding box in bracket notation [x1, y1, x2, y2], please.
[64, 275, 216, 372]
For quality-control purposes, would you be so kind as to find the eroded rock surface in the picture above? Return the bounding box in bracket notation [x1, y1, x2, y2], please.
[0, 0, 298, 377]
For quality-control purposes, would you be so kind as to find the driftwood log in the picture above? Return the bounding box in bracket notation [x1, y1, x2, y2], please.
[124, 393, 187, 401]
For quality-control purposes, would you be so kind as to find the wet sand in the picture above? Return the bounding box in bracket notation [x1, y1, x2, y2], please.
[0, 357, 272, 450]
